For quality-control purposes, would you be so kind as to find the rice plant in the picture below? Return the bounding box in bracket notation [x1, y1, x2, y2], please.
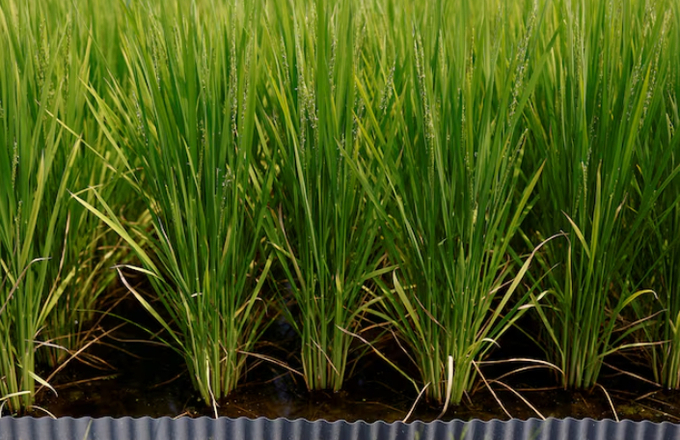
[348, 0, 551, 406]
[74, 0, 275, 406]
[522, 0, 677, 389]
[628, 4, 680, 387]
[260, 0, 391, 392]
[4, 0, 680, 415]
[633, 164, 680, 389]
[0, 0, 125, 412]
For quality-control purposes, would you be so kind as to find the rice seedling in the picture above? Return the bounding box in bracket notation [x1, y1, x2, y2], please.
[73, 0, 275, 407]
[347, 0, 552, 406]
[521, 0, 677, 389]
[260, 0, 392, 392]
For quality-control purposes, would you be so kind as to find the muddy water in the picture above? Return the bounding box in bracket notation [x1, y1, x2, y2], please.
[32, 297, 680, 423]
[36, 338, 680, 423]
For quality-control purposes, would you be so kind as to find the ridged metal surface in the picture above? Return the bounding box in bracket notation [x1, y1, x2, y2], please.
[1, 416, 679, 440]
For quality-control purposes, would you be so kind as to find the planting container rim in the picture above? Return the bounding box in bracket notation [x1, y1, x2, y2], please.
[1, 415, 679, 440]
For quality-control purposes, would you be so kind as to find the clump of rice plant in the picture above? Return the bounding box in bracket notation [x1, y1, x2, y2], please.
[633, 162, 680, 389]
[75, 0, 274, 406]
[350, 0, 550, 406]
[627, 6, 680, 386]
[522, 0, 677, 389]
[0, 0, 124, 412]
[261, 0, 390, 392]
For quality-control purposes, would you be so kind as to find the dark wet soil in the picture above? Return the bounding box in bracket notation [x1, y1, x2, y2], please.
[30, 292, 680, 423]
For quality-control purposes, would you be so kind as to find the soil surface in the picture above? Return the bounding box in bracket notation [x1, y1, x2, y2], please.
[30, 292, 680, 423]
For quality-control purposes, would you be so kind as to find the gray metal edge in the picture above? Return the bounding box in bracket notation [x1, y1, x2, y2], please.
[1, 416, 678, 440]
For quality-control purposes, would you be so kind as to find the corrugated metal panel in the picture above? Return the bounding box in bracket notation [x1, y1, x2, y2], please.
[1, 416, 679, 440]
